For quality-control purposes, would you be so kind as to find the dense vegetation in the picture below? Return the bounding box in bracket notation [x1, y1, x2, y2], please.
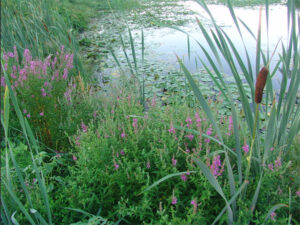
[1, 0, 300, 224]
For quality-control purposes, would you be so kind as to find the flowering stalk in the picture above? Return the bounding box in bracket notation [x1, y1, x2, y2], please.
[245, 67, 268, 183]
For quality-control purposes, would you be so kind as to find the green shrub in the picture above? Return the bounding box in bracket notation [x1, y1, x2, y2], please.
[1, 47, 97, 149]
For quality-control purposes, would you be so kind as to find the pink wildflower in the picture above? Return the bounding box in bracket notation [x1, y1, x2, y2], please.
[40, 112, 44, 116]
[26, 113, 31, 118]
[1, 77, 5, 87]
[206, 127, 212, 136]
[23, 109, 27, 114]
[114, 164, 119, 170]
[146, 161, 151, 169]
[121, 131, 126, 138]
[191, 200, 197, 206]
[275, 157, 281, 168]
[62, 68, 68, 80]
[210, 155, 223, 177]
[270, 211, 276, 221]
[195, 112, 201, 123]
[185, 134, 194, 141]
[120, 149, 125, 155]
[81, 121, 88, 133]
[181, 174, 187, 182]
[168, 122, 176, 134]
[75, 136, 80, 146]
[268, 163, 274, 171]
[242, 144, 249, 154]
[186, 116, 192, 128]
[171, 196, 177, 205]
[72, 155, 77, 161]
[296, 190, 300, 197]
[132, 118, 138, 130]
[172, 155, 177, 166]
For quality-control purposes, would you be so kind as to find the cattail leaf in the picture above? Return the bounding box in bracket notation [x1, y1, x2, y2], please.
[1, 194, 12, 225]
[250, 173, 263, 215]
[3, 181, 36, 225]
[4, 85, 10, 141]
[255, 7, 262, 79]
[128, 27, 137, 73]
[142, 171, 196, 193]
[212, 181, 248, 225]
[262, 204, 288, 225]
[193, 157, 233, 224]
[263, 102, 276, 165]
[196, 18, 222, 66]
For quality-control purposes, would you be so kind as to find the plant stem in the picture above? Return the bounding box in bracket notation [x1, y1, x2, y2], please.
[245, 103, 259, 183]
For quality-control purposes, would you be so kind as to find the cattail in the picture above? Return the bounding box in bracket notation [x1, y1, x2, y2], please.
[42, 22, 49, 33]
[255, 67, 269, 103]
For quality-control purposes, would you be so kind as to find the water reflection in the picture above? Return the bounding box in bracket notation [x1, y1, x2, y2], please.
[137, 1, 298, 90]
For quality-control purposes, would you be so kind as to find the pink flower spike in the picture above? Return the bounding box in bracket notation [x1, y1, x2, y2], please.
[270, 212, 276, 221]
[146, 161, 151, 169]
[81, 122, 88, 133]
[23, 109, 27, 114]
[185, 134, 194, 141]
[181, 174, 187, 182]
[172, 155, 177, 166]
[120, 149, 125, 155]
[296, 190, 300, 197]
[121, 131, 126, 138]
[268, 163, 274, 171]
[275, 157, 281, 168]
[242, 144, 249, 154]
[26, 113, 30, 118]
[171, 196, 177, 205]
[168, 122, 176, 134]
[191, 200, 197, 206]
[40, 112, 44, 116]
[72, 155, 77, 161]
[114, 164, 119, 170]
[206, 127, 212, 136]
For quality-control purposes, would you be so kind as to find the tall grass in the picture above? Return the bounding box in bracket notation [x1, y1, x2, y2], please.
[146, 0, 299, 223]
[1, 0, 84, 76]
[1, 62, 52, 224]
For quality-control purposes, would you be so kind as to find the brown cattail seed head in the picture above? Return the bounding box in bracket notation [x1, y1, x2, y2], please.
[255, 67, 269, 103]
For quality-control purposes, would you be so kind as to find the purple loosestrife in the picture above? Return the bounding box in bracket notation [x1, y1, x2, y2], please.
[114, 163, 119, 170]
[275, 157, 281, 168]
[296, 189, 300, 197]
[268, 163, 274, 171]
[226, 116, 233, 136]
[185, 116, 192, 128]
[132, 118, 138, 132]
[181, 174, 187, 182]
[242, 144, 249, 154]
[185, 134, 194, 141]
[191, 200, 198, 214]
[81, 121, 88, 133]
[270, 212, 276, 221]
[210, 155, 223, 178]
[168, 122, 175, 134]
[172, 155, 177, 167]
[1, 77, 5, 87]
[146, 161, 151, 169]
[171, 196, 177, 205]
[121, 130, 126, 138]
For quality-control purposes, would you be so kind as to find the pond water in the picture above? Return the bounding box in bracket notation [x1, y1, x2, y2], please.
[92, 1, 299, 92]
